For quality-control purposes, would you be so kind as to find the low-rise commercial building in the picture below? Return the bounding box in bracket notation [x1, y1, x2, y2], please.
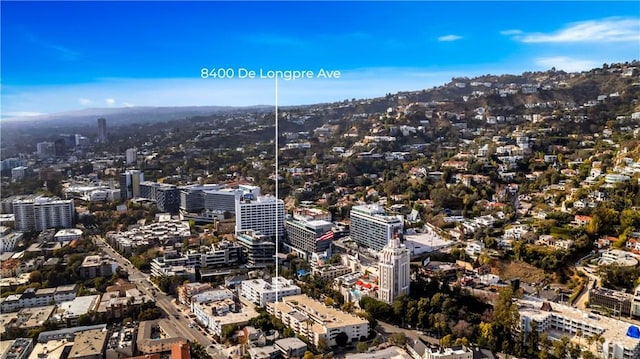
[424, 346, 473, 359]
[177, 282, 213, 305]
[136, 320, 188, 354]
[79, 255, 115, 279]
[54, 295, 101, 326]
[53, 229, 83, 242]
[589, 287, 633, 317]
[2, 338, 33, 359]
[240, 278, 301, 307]
[274, 337, 307, 358]
[312, 264, 351, 281]
[13, 305, 56, 331]
[68, 328, 108, 359]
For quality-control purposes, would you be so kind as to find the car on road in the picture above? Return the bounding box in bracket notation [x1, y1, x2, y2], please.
[174, 315, 180, 319]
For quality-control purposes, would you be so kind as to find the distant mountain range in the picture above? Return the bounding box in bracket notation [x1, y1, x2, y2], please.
[1, 105, 274, 127]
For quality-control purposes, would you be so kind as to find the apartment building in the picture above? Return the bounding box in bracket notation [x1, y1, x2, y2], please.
[13, 197, 74, 232]
[240, 278, 301, 307]
[518, 297, 640, 359]
[267, 294, 369, 347]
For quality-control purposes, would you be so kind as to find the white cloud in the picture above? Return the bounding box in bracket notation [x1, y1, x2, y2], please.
[535, 56, 599, 72]
[509, 17, 640, 43]
[105, 98, 116, 106]
[2, 111, 46, 118]
[78, 98, 92, 106]
[438, 34, 462, 42]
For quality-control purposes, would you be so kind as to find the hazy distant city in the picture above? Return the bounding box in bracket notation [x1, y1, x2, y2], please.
[1, 2, 640, 359]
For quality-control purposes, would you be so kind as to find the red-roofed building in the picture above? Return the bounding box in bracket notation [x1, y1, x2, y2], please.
[171, 343, 191, 359]
[575, 215, 592, 226]
[627, 238, 640, 254]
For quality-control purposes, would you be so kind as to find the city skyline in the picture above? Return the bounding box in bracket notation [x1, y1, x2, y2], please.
[1, 1, 639, 119]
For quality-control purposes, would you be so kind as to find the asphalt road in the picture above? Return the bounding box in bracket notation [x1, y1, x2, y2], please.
[376, 320, 440, 346]
[94, 236, 224, 357]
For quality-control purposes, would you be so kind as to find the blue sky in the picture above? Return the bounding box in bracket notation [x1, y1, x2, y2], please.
[2, 1, 639, 119]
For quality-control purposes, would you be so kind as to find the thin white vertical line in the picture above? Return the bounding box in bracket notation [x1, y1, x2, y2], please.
[275, 77, 279, 303]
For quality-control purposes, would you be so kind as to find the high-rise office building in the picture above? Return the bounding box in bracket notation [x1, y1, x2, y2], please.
[97, 118, 107, 143]
[204, 188, 243, 214]
[119, 170, 144, 200]
[1, 158, 24, 171]
[235, 230, 276, 268]
[285, 209, 333, 260]
[54, 139, 66, 157]
[349, 204, 403, 251]
[140, 181, 180, 213]
[378, 236, 410, 304]
[13, 197, 75, 232]
[125, 148, 137, 164]
[235, 195, 285, 239]
[36, 142, 55, 158]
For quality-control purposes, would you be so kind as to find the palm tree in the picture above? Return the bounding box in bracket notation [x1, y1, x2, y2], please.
[576, 329, 583, 345]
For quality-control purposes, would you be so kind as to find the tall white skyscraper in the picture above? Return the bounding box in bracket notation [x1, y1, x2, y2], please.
[378, 236, 410, 304]
[235, 195, 285, 239]
[125, 148, 137, 164]
[350, 204, 403, 251]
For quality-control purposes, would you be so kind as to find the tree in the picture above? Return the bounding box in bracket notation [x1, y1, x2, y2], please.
[324, 297, 335, 307]
[335, 332, 349, 347]
[440, 334, 453, 348]
[527, 321, 540, 356]
[356, 341, 368, 353]
[29, 271, 43, 283]
[493, 286, 519, 333]
[341, 301, 355, 313]
[389, 332, 407, 346]
[317, 337, 330, 353]
[552, 336, 569, 359]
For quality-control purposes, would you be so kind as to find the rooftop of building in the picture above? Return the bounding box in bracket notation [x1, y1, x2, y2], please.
[106, 325, 135, 352]
[3, 338, 33, 359]
[137, 319, 187, 348]
[81, 255, 110, 267]
[273, 294, 368, 330]
[28, 339, 72, 359]
[344, 345, 412, 359]
[16, 305, 56, 329]
[54, 229, 83, 237]
[69, 328, 108, 358]
[242, 277, 299, 291]
[56, 295, 100, 319]
[590, 287, 634, 300]
[274, 337, 307, 351]
[518, 296, 640, 348]
[247, 345, 279, 359]
[209, 305, 259, 327]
